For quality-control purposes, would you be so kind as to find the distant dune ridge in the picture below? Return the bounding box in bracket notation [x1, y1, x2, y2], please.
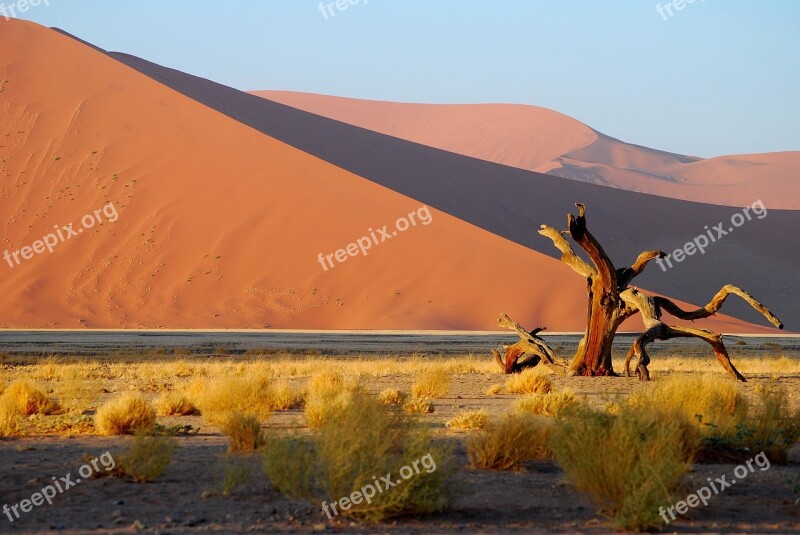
[256, 91, 800, 210]
[0, 18, 795, 333]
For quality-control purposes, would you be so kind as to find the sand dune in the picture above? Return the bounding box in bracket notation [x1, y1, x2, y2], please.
[113, 61, 796, 330]
[0, 19, 788, 334]
[257, 91, 800, 210]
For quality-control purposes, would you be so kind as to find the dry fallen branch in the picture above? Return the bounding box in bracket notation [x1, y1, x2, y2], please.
[492, 313, 566, 374]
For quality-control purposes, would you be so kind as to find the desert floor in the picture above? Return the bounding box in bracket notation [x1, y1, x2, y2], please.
[0, 336, 798, 534]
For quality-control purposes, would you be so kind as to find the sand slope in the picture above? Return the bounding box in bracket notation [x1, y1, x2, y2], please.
[257, 91, 800, 210]
[0, 19, 782, 333]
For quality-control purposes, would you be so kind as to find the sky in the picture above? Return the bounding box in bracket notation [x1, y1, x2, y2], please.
[10, 0, 800, 158]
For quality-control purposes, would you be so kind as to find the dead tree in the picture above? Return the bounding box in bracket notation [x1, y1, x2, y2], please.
[492, 313, 566, 374]
[537, 203, 783, 381]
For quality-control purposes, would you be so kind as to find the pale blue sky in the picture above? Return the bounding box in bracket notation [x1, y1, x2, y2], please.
[12, 0, 800, 157]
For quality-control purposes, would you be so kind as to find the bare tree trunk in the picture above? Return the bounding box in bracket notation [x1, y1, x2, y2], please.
[540, 204, 657, 377]
[536, 203, 783, 380]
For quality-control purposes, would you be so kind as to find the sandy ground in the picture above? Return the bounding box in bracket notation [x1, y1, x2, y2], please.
[1, 337, 799, 534]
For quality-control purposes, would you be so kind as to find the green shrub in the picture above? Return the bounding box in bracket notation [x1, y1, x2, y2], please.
[262, 392, 452, 522]
[550, 407, 697, 531]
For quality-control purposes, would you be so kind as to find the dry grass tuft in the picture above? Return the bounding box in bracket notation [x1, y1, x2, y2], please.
[446, 410, 488, 430]
[1, 381, 60, 415]
[94, 394, 156, 436]
[550, 407, 697, 531]
[221, 412, 264, 453]
[709, 386, 800, 464]
[627, 375, 745, 436]
[403, 398, 435, 414]
[186, 376, 273, 424]
[263, 392, 452, 522]
[515, 390, 582, 417]
[155, 392, 199, 416]
[306, 371, 349, 396]
[505, 369, 552, 395]
[378, 388, 406, 405]
[467, 413, 553, 470]
[268, 381, 302, 410]
[411, 369, 450, 399]
[485, 384, 504, 396]
[304, 372, 361, 428]
[114, 434, 178, 482]
[0, 397, 19, 437]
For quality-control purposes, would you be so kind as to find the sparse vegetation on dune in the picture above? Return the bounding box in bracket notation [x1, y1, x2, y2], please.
[0, 350, 797, 532]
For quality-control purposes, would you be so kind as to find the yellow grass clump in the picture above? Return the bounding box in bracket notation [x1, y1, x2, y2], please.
[411, 369, 450, 399]
[263, 392, 452, 522]
[466, 413, 553, 470]
[728, 386, 800, 464]
[94, 394, 156, 436]
[625, 375, 746, 437]
[505, 369, 552, 395]
[446, 410, 488, 430]
[114, 435, 178, 482]
[403, 398, 435, 414]
[0, 396, 19, 437]
[269, 381, 302, 410]
[1, 381, 60, 415]
[515, 390, 582, 417]
[155, 392, 199, 416]
[485, 384, 504, 396]
[221, 412, 264, 453]
[378, 388, 406, 405]
[304, 372, 361, 428]
[550, 407, 698, 531]
[186, 376, 273, 424]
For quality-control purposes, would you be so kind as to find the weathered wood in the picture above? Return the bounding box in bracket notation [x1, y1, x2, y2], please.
[493, 313, 566, 374]
[539, 204, 657, 377]
[623, 285, 783, 381]
[537, 204, 783, 381]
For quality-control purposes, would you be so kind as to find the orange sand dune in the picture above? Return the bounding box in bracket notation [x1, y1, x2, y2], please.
[0, 19, 772, 333]
[257, 91, 799, 210]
